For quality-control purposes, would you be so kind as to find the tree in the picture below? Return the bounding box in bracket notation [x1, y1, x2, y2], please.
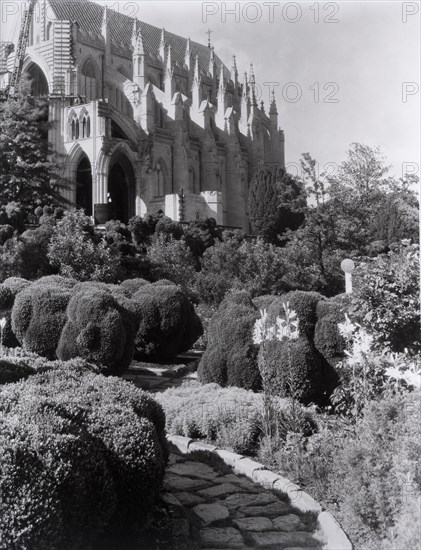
[248, 166, 304, 244]
[0, 81, 69, 208]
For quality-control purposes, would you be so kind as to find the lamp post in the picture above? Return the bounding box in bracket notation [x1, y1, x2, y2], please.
[341, 259, 355, 294]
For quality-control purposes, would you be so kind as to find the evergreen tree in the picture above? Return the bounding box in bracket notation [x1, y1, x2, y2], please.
[0, 81, 69, 208]
[248, 166, 304, 244]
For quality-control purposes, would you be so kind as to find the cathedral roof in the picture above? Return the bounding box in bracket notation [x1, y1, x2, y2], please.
[48, 0, 230, 80]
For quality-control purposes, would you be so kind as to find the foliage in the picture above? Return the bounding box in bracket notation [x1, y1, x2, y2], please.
[130, 281, 202, 361]
[0, 224, 13, 245]
[0, 202, 26, 232]
[197, 234, 289, 305]
[128, 212, 164, 248]
[314, 299, 347, 365]
[331, 317, 420, 417]
[248, 166, 304, 244]
[156, 380, 290, 455]
[0, 89, 68, 208]
[11, 277, 75, 359]
[57, 282, 138, 373]
[154, 216, 184, 241]
[0, 367, 167, 548]
[147, 234, 196, 289]
[197, 291, 261, 391]
[350, 242, 420, 353]
[48, 209, 120, 283]
[183, 217, 222, 258]
[332, 392, 421, 548]
[0, 358, 34, 384]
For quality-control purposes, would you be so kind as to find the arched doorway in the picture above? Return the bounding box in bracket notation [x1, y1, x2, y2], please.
[76, 156, 93, 215]
[25, 62, 49, 97]
[108, 153, 136, 223]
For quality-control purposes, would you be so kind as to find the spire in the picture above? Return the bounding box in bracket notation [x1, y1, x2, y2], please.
[193, 54, 200, 83]
[159, 27, 166, 61]
[166, 44, 173, 77]
[132, 19, 144, 54]
[231, 55, 238, 84]
[269, 88, 278, 115]
[101, 6, 111, 64]
[185, 37, 192, 69]
[101, 5, 109, 33]
[242, 71, 249, 98]
[249, 63, 257, 107]
[218, 64, 225, 96]
[192, 55, 202, 110]
[208, 46, 216, 75]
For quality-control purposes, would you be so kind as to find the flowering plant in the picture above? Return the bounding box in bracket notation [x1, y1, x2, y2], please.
[332, 314, 421, 417]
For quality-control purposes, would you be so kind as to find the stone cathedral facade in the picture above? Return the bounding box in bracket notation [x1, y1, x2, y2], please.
[1, 0, 285, 230]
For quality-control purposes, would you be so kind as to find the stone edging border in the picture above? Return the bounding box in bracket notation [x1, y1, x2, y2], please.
[168, 434, 354, 550]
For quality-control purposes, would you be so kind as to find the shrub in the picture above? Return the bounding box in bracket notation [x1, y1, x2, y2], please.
[131, 281, 202, 361]
[258, 337, 325, 405]
[147, 234, 196, 288]
[0, 284, 20, 348]
[0, 358, 34, 384]
[0, 224, 13, 245]
[154, 216, 184, 241]
[267, 290, 325, 340]
[156, 380, 281, 455]
[0, 367, 168, 547]
[2, 276, 31, 295]
[314, 299, 347, 365]
[332, 391, 421, 548]
[351, 242, 420, 353]
[48, 209, 120, 283]
[11, 277, 74, 358]
[57, 282, 138, 373]
[197, 291, 261, 391]
[118, 277, 150, 297]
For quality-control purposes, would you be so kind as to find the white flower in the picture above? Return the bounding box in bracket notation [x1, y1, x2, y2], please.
[0, 317, 6, 330]
[338, 314, 356, 339]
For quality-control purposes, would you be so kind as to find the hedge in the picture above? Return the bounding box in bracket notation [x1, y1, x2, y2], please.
[0, 277, 30, 348]
[267, 290, 325, 340]
[258, 336, 324, 404]
[0, 366, 167, 548]
[11, 277, 75, 359]
[57, 282, 138, 373]
[314, 299, 347, 365]
[197, 291, 261, 391]
[131, 281, 203, 361]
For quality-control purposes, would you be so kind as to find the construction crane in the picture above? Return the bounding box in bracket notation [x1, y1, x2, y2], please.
[4, 0, 37, 99]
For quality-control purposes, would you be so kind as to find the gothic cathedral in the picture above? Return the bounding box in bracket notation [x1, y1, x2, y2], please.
[0, 0, 285, 230]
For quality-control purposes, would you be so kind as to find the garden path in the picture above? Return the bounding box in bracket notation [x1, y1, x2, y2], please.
[159, 445, 324, 549]
[126, 355, 325, 548]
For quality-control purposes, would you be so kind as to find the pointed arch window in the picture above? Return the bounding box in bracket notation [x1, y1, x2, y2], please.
[69, 112, 79, 140]
[154, 160, 168, 198]
[79, 111, 91, 138]
[81, 58, 98, 102]
[46, 21, 52, 41]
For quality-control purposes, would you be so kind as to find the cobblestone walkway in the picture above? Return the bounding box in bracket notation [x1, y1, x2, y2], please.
[161, 447, 324, 549]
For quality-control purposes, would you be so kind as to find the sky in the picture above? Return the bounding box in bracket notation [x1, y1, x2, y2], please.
[1, 0, 420, 181]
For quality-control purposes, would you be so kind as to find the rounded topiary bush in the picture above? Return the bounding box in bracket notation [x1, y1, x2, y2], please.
[118, 277, 150, 298]
[57, 282, 138, 373]
[0, 367, 167, 546]
[2, 276, 31, 295]
[11, 278, 74, 359]
[0, 391, 116, 550]
[131, 281, 203, 361]
[0, 224, 14, 245]
[267, 290, 325, 340]
[0, 278, 30, 348]
[198, 291, 261, 391]
[314, 299, 347, 365]
[258, 336, 324, 405]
